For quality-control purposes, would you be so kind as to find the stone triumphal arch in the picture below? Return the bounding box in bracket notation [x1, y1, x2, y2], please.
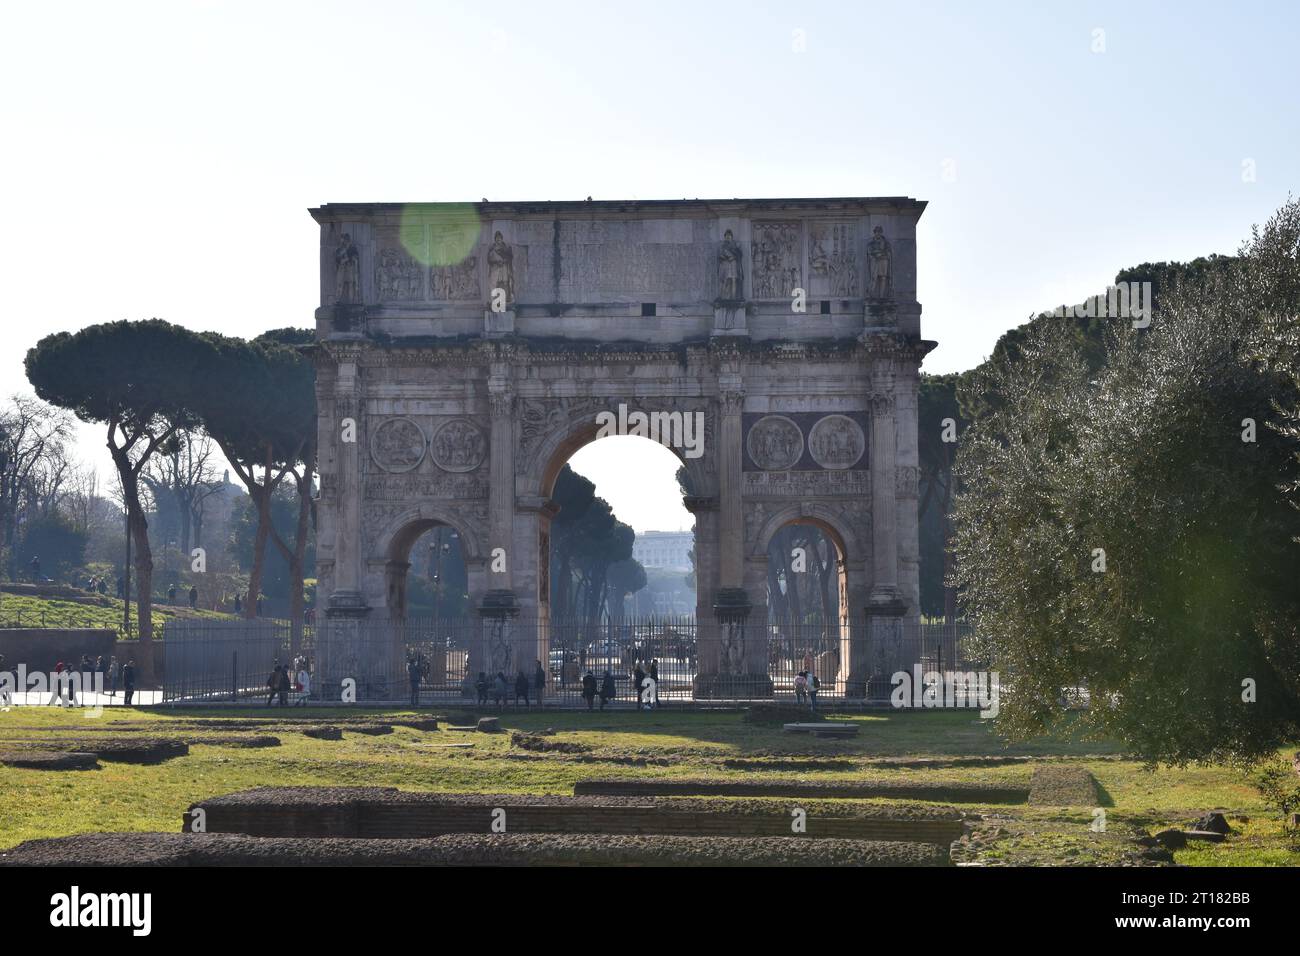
[312, 197, 934, 696]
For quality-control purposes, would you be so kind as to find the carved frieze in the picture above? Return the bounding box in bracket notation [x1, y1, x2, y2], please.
[370, 417, 427, 473]
[363, 474, 489, 500]
[750, 222, 801, 299]
[429, 256, 480, 300]
[744, 469, 870, 497]
[431, 419, 487, 473]
[808, 222, 858, 297]
[807, 414, 866, 470]
[896, 465, 920, 498]
[377, 247, 424, 301]
[746, 415, 804, 471]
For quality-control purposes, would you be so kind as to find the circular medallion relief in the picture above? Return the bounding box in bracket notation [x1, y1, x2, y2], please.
[807, 414, 866, 470]
[746, 415, 804, 471]
[371, 417, 427, 473]
[431, 419, 487, 473]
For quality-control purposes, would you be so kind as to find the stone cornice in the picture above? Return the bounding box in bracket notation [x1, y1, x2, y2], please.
[310, 196, 927, 224]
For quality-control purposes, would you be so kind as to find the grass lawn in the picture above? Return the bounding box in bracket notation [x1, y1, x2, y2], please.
[0, 592, 235, 634]
[0, 705, 1295, 866]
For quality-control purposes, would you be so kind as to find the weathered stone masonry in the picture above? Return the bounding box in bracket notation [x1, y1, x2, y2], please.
[311, 197, 934, 696]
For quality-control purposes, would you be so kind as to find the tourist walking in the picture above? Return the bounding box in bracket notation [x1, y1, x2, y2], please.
[407, 656, 422, 706]
[277, 664, 291, 706]
[234, 592, 242, 614]
[167, 583, 177, 605]
[514, 670, 530, 707]
[107, 656, 120, 699]
[492, 671, 508, 707]
[808, 672, 820, 712]
[122, 660, 136, 707]
[533, 659, 546, 704]
[648, 659, 660, 708]
[29, 554, 40, 582]
[475, 672, 489, 706]
[49, 662, 68, 707]
[266, 662, 282, 707]
[581, 670, 597, 711]
[599, 671, 616, 710]
[632, 662, 646, 711]
[794, 671, 808, 704]
[189, 585, 198, 609]
[295, 661, 311, 706]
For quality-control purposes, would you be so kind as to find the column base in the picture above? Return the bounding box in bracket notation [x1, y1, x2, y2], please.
[712, 587, 752, 622]
[693, 673, 774, 700]
[483, 309, 516, 336]
[477, 589, 521, 618]
[325, 590, 371, 619]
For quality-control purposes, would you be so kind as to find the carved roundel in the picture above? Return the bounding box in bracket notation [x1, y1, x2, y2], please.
[746, 415, 804, 471]
[807, 414, 866, 470]
[431, 419, 487, 473]
[371, 417, 427, 473]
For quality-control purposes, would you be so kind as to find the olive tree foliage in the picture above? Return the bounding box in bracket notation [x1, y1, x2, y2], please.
[951, 202, 1300, 765]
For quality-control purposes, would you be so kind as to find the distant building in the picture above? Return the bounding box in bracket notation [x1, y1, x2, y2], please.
[633, 531, 693, 572]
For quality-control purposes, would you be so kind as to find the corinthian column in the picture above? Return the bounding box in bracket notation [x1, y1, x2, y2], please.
[869, 391, 900, 604]
[327, 351, 369, 617]
[483, 364, 517, 610]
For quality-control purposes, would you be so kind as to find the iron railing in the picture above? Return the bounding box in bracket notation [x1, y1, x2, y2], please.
[161, 615, 981, 706]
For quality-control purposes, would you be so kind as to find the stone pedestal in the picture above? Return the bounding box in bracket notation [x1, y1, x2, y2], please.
[694, 587, 773, 699]
[712, 304, 747, 337]
[860, 596, 908, 699]
[484, 308, 516, 336]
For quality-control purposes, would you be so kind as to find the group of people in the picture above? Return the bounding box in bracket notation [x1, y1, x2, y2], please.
[578, 658, 661, 711]
[471, 659, 550, 708]
[27, 654, 137, 707]
[265, 657, 310, 706]
[166, 583, 200, 608]
[793, 670, 820, 711]
[82, 575, 111, 596]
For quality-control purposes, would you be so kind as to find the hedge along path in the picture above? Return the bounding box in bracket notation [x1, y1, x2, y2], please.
[573, 777, 1031, 804]
[1027, 766, 1102, 806]
[0, 832, 951, 867]
[181, 787, 969, 846]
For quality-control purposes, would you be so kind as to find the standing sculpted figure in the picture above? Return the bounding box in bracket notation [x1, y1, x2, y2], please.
[717, 229, 743, 301]
[335, 233, 361, 303]
[487, 231, 514, 306]
[867, 225, 892, 298]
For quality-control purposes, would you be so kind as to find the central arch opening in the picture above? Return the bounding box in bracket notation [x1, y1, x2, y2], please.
[541, 434, 697, 701]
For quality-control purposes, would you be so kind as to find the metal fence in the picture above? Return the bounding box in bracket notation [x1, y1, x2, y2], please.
[161, 615, 980, 706]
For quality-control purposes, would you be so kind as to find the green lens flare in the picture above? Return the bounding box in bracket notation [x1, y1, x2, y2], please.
[400, 203, 481, 267]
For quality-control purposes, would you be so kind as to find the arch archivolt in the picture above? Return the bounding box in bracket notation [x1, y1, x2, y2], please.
[516, 395, 716, 500]
[368, 502, 486, 565]
[745, 500, 862, 561]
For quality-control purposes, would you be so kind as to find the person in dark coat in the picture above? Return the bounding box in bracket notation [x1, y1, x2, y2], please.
[632, 663, 646, 711]
[189, 585, 198, 609]
[278, 665, 291, 706]
[267, 663, 282, 707]
[167, 583, 177, 605]
[533, 659, 546, 703]
[234, 592, 242, 614]
[493, 671, 508, 707]
[599, 671, 616, 711]
[407, 656, 422, 706]
[514, 670, 530, 707]
[475, 672, 489, 705]
[581, 671, 597, 711]
[122, 660, 136, 707]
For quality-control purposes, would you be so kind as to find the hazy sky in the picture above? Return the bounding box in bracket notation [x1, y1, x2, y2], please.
[2, 0, 1295, 530]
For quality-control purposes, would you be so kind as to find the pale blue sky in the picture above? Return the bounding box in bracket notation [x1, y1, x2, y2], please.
[1, 0, 1295, 530]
